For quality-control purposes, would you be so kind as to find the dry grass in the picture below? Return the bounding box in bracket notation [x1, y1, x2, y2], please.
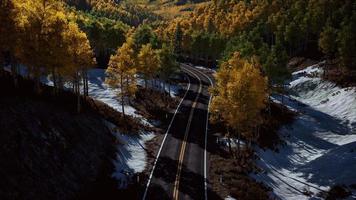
[132, 86, 179, 123]
[258, 102, 296, 150]
[209, 147, 270, 200]
[207, 100, 296, 199]
[323, 68, 356, 87]
[124, 0, 210, 19]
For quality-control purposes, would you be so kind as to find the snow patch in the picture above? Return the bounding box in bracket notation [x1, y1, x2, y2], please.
[4, 65, 157, 190]
[106, 121, 155, 189]
[136, 76, 181, 98]
[194, 65, 217, 74]
[88, 69, 140, 118]
[225, 196, 236, 200]
[253, 63, 356, 200]
[289, 65, 356, 131]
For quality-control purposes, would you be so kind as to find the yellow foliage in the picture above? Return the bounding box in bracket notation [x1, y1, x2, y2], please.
[210, 52, 268, 138]
[138, 43, 160, 83]
[8, 0, 95, 93]
[106, 40, 137, 100]
[63, 22, 95, 76]
[155, 0, 269, 47]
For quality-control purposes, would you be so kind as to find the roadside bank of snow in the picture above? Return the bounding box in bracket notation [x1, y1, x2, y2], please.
[225, 196, 237, 200]
[289, 64, 356, 131]
[253, 63, 356, 200]
[106, 122, 155, 189]
[194, 65, 217, 75]
[136, 76, 181, 98]
[88, 69, 140, 118]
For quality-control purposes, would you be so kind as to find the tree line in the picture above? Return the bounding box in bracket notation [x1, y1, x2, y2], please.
[65, 0, 161, 26]
[152, 0, 356, 152]
[72, 8, 129, 67]
[1, 0, 96, 113]
[1, 0, 180, 117]
[156, 0, 356, 75]
[106, 24, 179, 118]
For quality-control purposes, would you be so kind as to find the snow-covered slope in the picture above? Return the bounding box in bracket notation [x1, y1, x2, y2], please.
[88, 69, 140, 118]
[290, 65, 356, 131]
[105, 121, 155, 189]
[87, 69, 182, 188]
[253, 63, 356, 200]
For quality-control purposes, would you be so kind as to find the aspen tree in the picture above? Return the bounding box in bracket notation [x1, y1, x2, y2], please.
[15, 0, 67, 92]
[211, 52, 268, 155]
[64, 22, 96, 113]
[138, 43, 160, 89]
[106, 40, 137, 118]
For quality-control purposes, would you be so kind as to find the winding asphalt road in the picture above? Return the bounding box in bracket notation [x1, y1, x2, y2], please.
[142, 64, 215, 200]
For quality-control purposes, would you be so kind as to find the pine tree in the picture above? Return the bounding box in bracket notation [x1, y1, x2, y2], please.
[337, 12, 356, 71]
[174, 23, 183, 54]
[158, 45, 179, 95]
[319, 23, 338, 59]
[133, 24, 156, 52]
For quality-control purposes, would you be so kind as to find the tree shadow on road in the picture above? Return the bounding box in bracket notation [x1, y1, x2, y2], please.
[146, 156, 222, 200]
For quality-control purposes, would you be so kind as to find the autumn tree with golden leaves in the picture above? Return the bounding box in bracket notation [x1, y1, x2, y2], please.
[210, 52, 268, 154]
[106, 39, 137, 118]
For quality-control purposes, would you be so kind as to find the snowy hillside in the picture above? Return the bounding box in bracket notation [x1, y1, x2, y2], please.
[253, 63, 356, 200]
[88, 69, 140, 118]
[289, 65, 356, 131]
[87, 69, 181, 189]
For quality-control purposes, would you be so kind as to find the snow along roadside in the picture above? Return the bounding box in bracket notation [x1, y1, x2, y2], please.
[252, 62, 356, 200]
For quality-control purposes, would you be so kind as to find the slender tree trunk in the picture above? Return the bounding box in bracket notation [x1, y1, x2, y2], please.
[35, 75, 41, 94]
[52, 67, 57, 96]
[82, 70, 85, 97]
[227, 127, 233, 157]
[82, 70, 89, 97]
[168, 83, 171, 96]
[86, 71, 89, 96]
[237, 129, 241, 157]
[268, 95, 272, 116]
[76, 73, 81, 114]
[58, 75, 64, 91]
[121, 75, 125, 118]
[85, 71, 88, 96]
[11, 61, 18, 88]
[126, 76, 131, 105]
[281, 86, 285, 104]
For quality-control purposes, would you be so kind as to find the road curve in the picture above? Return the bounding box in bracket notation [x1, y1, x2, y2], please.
[143, 64, 214, 200]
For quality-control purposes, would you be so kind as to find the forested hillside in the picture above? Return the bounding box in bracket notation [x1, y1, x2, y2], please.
[156, 0, 356, 81]
[149, 0, 356, 148]
[1, 0, 356, 199]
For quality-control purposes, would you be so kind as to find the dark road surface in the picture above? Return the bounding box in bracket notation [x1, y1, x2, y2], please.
[143, 64, 215, 200]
